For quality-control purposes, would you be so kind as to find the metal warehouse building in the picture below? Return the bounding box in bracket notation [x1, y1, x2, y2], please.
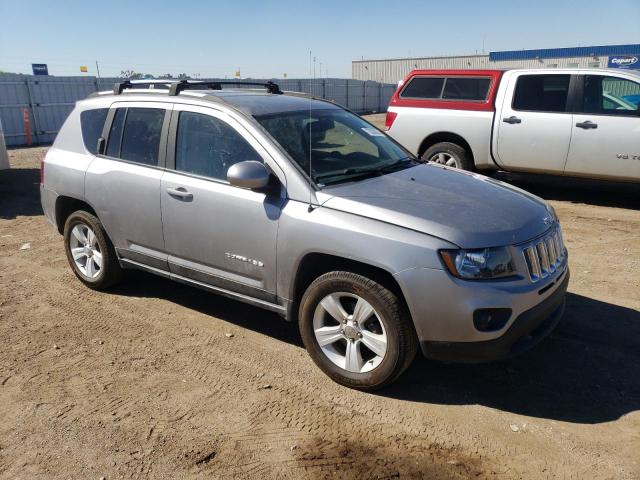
[353, 44, 640, 83]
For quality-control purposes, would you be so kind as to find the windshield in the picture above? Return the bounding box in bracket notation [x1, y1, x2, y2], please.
[254, 108, 415, 186]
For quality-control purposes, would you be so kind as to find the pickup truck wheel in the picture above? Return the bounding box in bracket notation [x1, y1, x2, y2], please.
[63, 210, 123, 290]
[299, 271, 418, 390]
[422, 142, 473, 171]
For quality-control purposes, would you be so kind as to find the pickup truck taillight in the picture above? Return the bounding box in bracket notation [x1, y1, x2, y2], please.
[384, 111, 398, 131]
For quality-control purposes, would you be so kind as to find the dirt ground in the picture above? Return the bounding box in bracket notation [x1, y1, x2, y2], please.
[1, 129, 639, 479]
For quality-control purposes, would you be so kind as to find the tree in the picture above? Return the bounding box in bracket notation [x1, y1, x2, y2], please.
[119, 70, 153, 80]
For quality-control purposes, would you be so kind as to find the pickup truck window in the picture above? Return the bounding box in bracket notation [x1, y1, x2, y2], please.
[442, 78, 491, 100]
[583, 75, 639, 115]
[400, 77, 444, 99]
[401, 76, 491, 101]
[512, 74, 570, 113]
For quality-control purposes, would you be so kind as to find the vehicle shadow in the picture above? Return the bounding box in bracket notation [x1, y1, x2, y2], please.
[492, 172, 640, 210]
[114, 272, 639, 425]
[110, 270, 304, 348]
[0, 168, 43, 219]
[384, 292, 640, 424]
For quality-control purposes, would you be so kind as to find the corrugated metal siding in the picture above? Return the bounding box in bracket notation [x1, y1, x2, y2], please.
[353, 55, 490, 82]
[490, 44, 640, 61]
[0, 75, 396, 147]
[353, 55, 633, 83]
[353, 44, 640, 83]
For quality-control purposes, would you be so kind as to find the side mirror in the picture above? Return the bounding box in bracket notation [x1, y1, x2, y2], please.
[227, 161, 270, 189]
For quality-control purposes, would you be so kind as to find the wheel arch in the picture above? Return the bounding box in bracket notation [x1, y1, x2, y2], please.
[417, 131, 475, 164]
[288, 252, 410, 324]
[54, 196, 98, 234]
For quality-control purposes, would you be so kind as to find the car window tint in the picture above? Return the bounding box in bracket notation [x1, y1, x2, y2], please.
[80, 108, 108, 154]
[106, 108, 126, 158]
[512, 74, 570, 112]
[400, 77, 444, 99]
[119, 108, 165, 165]
[583, 75, 639, 115]
[442, 78, 491, 100]
[175, 112, 261, 180]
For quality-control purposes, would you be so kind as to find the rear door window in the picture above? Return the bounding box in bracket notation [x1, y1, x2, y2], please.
[512, 74, 571, 113]
[105, 107, 165, 165]
[120, 108, 165, 165]
[80, 108, 108, 154]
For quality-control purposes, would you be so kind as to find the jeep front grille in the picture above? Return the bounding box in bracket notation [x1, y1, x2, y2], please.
[522, 227, 566, 283]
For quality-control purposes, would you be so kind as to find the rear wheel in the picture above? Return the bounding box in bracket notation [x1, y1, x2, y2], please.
[63, 210, 122, 290]
[422, 141, 473, 171]
[299, 271, 418, 390]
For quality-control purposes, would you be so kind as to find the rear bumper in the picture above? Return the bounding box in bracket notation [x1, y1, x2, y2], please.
[420, 269, 569, 363]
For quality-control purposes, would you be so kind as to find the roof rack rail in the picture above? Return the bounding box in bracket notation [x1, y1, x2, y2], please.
[113, 80, 172, 95]
[168, 80, 283, 96]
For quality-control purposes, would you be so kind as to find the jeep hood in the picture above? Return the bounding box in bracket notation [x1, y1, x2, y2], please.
[319, 164, 553, 249]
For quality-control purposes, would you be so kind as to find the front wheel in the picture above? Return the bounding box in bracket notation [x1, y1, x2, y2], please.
[299, 271, 418, 390]
[422, 142, 473, 171]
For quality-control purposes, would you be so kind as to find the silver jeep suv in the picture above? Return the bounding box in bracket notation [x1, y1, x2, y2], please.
[40, 80, 569, 390]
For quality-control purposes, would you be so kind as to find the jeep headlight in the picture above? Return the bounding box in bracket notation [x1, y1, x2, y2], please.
[440, 247, 516, 280]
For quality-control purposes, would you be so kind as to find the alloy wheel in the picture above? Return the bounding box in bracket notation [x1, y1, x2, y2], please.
[69, 223, 102, 279]
[429, 152, 460, 168]
[313, 292, 388, 373]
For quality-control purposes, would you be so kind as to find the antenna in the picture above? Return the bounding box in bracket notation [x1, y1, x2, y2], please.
[308, 50, 314, 212]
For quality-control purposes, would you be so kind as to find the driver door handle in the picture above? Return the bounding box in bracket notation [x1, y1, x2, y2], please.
[503, 116, 522, 124]
[575, 121, 598, 129]
[166, 187, 193, 201]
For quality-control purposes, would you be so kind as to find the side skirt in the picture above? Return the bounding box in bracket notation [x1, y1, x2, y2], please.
[119, 258, 288, 318]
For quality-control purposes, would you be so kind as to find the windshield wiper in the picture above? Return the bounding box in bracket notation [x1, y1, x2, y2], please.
[375, 157, 415, 173]
[316, 157, 415, 182]
[315, 157, 417, 186]
[315, 168, 382, 184]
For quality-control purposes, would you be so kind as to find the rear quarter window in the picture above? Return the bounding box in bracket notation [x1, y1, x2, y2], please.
[80, 108, 108, 154]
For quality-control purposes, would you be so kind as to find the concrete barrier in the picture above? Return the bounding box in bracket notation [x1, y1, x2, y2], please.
[0, 118, 9, 170]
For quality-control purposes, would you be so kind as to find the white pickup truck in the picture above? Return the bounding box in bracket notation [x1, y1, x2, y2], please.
[385, 68, 640, 182]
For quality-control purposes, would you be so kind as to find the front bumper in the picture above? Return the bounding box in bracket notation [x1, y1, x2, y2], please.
[420, 269, 569, 363]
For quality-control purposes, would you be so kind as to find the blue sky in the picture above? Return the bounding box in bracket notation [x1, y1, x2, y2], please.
[1, 0, 639, 78]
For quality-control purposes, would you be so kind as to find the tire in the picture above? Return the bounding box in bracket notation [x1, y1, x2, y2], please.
[299, 271, 418, 391]
[63, 210, 123, 290]
[422, 141, 474, 171]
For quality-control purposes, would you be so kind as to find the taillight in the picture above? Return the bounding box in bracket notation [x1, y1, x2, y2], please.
[384, 111, 398, 131]
[39, 157, 44, 185]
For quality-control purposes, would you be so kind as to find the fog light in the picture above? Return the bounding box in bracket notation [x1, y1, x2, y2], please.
[473, 308, 512, 332]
